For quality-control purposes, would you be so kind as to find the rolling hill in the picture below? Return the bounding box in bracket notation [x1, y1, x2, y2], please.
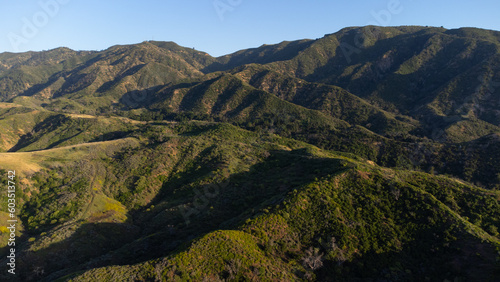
[0, 26, 499, 281]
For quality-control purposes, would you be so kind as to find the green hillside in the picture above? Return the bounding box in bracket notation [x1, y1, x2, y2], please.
[0, 26, 499, 281]
[0, 122, 498, 281]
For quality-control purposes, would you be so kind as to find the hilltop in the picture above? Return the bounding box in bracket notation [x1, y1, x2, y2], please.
[0, 26, 499, 281]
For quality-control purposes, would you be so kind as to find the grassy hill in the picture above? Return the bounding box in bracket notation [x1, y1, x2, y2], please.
[0, 42, 215, 116]
[0, 26, 499, 281]
[204, 26, 500, 139]
[0, 106, 53, 152]
[0, 121, 497, 281]
[2, 26, 499, 141]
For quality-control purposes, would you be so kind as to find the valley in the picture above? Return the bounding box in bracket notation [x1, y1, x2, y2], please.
[0, 26, 499, 281]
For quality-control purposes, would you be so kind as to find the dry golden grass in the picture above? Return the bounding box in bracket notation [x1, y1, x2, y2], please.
[0, 152, 43, 175]
[65, 113, 146, 125]
[65, 113, 97, 119]
[86, 194, 128, 223]
[0, 134, 18, 152]
[0, 138, 139, 176]
[0, 102, 21, 109]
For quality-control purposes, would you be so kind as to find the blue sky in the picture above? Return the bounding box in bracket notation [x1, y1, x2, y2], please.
[1, 0, 499, 56]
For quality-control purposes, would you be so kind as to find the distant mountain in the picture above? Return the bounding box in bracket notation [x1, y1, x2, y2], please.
[3, 26, 499, 136]
[1, 26, 499, 186]
[0, 41, 214, 104]
[0, 26, 499, 281]
[222, 26, 500, 129]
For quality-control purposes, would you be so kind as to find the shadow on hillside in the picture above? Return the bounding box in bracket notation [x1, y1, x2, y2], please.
[314, 227, 499, 281]
[11, 222, 141, 281]
[8, 114, 69, 152]
[90, 130, 134, 143]
[201, 39, 315, 73]
[307, 28, 490, 120]
[13, 148, 348, 281]
[10, 146, 500, 281]
[8, 112, 135, 152]
[96, 64, 146, 94]
[123, 148, 350, 261]
[20, 55, 105, 99]
[118, 81, 200, 110]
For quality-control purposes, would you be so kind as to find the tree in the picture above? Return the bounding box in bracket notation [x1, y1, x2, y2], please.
[302, 247, 324, 271]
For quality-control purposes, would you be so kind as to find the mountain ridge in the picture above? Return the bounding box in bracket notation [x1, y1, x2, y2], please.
[0, 25, 499, 281]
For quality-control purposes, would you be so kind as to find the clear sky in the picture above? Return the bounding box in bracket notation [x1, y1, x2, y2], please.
[1, 0, 499, 57]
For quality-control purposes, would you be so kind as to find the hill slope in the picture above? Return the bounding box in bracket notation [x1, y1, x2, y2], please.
[0, 26, 499, 281]
[0, 122, 498, 281]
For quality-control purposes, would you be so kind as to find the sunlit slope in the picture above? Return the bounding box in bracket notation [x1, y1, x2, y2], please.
[0, 137, 140, 176]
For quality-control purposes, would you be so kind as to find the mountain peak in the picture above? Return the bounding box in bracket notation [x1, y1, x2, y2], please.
[0, 25, 499, 282]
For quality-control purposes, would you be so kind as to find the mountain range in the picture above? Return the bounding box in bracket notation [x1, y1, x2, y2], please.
[0, 26, 499, 281]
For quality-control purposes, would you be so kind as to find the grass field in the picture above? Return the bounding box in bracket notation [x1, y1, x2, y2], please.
[0, 137, 140, 176]
[0, 102, 21, 109]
